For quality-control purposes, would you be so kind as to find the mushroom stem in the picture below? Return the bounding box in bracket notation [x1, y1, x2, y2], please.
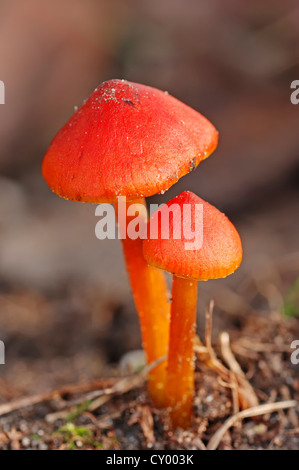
[115, 198, 170, 406]
[167, 275, 197, 428]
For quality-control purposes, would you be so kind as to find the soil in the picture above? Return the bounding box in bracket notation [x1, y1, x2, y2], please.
[0, 281, 298, 450]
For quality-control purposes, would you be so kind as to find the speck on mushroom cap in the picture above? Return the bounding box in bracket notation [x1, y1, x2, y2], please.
[143, 191, 242, 281]
[42, 79, 218, 203]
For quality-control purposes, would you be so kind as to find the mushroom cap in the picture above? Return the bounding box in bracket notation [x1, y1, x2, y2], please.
[143, 191, 242, 281]
[42, 79, 218, 203]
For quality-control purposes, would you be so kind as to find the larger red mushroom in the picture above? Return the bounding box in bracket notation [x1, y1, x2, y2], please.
[42, 80, 218, 405]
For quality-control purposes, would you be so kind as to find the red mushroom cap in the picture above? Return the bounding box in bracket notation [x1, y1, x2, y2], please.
[42, 79, 218, 203]
[143, 191, 242, 281]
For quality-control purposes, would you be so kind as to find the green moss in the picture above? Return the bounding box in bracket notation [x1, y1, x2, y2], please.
[56, 422, 103, 449]
[283, 276, 299, 317]
[66, 400, 92, 421]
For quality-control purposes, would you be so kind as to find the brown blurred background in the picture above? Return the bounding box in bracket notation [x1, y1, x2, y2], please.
[0, 0, 298, 394]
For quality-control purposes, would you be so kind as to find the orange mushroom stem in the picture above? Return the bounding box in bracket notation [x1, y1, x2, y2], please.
[167, 276, 197, 428]
[143, 191, 243, 428]
[115, 198, 170, 406]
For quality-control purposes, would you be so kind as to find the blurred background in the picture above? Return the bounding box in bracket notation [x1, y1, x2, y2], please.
[0, 0, 298, 397]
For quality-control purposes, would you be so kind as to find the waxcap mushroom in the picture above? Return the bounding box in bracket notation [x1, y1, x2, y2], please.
[42, 79, 218, 203]
[143, 191, 243, 281]
[142, 191, 242, 427]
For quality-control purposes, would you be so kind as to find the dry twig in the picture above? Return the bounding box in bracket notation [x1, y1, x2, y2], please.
[195, 302, 258, 410]
[46, 356, 166, 423]
[220, 332, 259, 409]
[0, 378, 117, 418]
[207, 400, 297, 450]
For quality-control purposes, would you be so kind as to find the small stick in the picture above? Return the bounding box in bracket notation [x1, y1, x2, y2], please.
[220, 332, 246, 378]
[46, 356, 167, 422]
[220, 332, 259, 408]
[280, 385, 299, 428]
[0, 392, 56, 418]
[207, 400, 297, 450]
[0, 378, 118, 418]
[205, 300, 214, 356]
[0, 357, 165, 419]
[234, 338, 292, 354]
[229, 371, 240, 417]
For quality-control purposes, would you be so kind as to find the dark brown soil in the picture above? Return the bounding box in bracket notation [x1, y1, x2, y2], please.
[0, 281, 298, 450]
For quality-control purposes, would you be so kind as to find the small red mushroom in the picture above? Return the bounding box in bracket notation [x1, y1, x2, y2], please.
[143, 191, 243, 427]
[42, 80, 218, 405]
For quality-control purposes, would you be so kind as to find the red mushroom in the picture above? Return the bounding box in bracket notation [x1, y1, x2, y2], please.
[42, 80, 218, 405]
[143, 191, 242, 427]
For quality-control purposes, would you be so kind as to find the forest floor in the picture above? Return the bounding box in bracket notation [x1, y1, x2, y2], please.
[0, 281, 298, 450]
